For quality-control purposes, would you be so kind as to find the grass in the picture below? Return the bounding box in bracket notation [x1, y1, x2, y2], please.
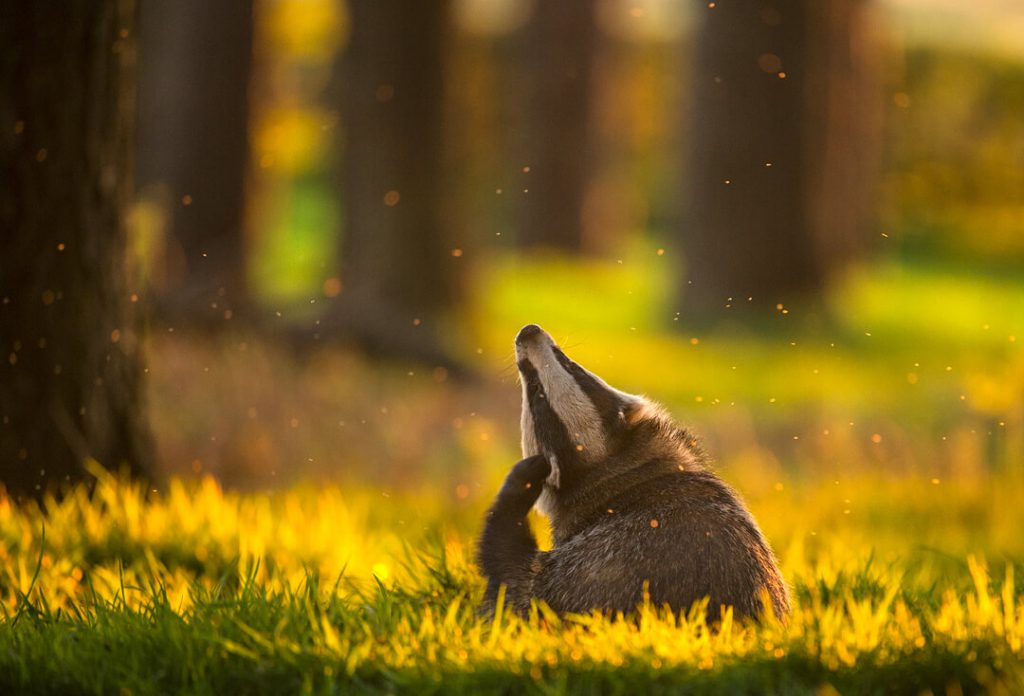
[1, 468, 1023, 694]
[5, 248, 1022, 692]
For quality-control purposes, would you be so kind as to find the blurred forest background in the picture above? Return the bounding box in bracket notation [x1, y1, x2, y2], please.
[2, 0, 1023, 503]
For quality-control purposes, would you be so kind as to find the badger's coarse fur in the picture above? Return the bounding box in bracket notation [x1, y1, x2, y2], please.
[477, 324, 790, 623]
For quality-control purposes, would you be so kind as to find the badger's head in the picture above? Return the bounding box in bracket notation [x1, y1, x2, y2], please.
[515, 324, 698, 516]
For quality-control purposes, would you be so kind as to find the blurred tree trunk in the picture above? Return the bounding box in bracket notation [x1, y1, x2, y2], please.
[682, 0, 880, 315]
[0, 0, 153, 501]
[137, 0, 253, 327]
[329, 0, 460, 364]
[518, 0, 597, 252]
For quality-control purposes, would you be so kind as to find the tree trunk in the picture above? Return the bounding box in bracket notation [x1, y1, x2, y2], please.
[0, 0, 153, 501]
[682, 0, 879, 315]
[136, 0, 253, 327]
[330, 0, 460, 364]
[518, 0, 597, 252]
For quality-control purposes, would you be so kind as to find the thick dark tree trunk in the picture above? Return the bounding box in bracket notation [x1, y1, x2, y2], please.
[0, 0, 153, 501]
[330, 0, 460, 364]
[682, 0, 879, 315]
[518, 0, 597, 252]
[137, 0, 253, 326]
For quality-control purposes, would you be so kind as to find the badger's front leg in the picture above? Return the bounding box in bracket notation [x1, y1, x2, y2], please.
[477, 454, 551, 615]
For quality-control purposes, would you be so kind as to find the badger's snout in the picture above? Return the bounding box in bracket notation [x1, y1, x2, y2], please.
[514, 324, 554, 366]
[515, 323, 545, 346]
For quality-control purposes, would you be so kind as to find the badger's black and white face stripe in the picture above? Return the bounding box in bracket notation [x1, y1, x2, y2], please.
[515, 324, 643, 503]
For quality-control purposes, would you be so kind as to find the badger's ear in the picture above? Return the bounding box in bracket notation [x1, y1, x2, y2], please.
[619, 397, 649, 426]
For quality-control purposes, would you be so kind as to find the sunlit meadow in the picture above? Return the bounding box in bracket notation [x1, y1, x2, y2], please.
[3, 250, 1024, 693]
[1, 465, 1023, 694]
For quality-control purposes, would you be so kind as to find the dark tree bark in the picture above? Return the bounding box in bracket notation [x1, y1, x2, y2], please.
[137, 0, 253, 326]
[329, 0, 460, 363]
[682, 0, 880, 315]
[518, 0, 597, 252]
[0, 0, 153, 500]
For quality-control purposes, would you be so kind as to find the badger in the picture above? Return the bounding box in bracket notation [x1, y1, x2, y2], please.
[477, 324, 789, 623]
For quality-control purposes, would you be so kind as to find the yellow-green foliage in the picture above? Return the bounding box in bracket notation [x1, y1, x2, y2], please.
[1, 466, 1022, 693]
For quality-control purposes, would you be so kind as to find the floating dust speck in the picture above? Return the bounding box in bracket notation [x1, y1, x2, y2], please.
[323, 277, 342, 297]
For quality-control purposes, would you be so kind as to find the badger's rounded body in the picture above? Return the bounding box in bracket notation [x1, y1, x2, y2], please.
[477, 325, 790, 622]
[532, 467, 788, 619]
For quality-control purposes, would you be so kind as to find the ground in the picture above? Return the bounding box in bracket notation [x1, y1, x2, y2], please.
[1, 250, 1023, 693]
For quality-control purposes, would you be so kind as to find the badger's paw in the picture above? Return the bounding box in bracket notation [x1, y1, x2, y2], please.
[506, 454, 551, 489]
[494, 454, 551, 513]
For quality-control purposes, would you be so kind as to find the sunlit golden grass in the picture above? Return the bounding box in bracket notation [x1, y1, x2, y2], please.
[48, 249, 1019, 691]
[2, 466, 1022, 693]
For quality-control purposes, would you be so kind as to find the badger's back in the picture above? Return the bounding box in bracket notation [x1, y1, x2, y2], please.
[534, 467, 790, 622]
